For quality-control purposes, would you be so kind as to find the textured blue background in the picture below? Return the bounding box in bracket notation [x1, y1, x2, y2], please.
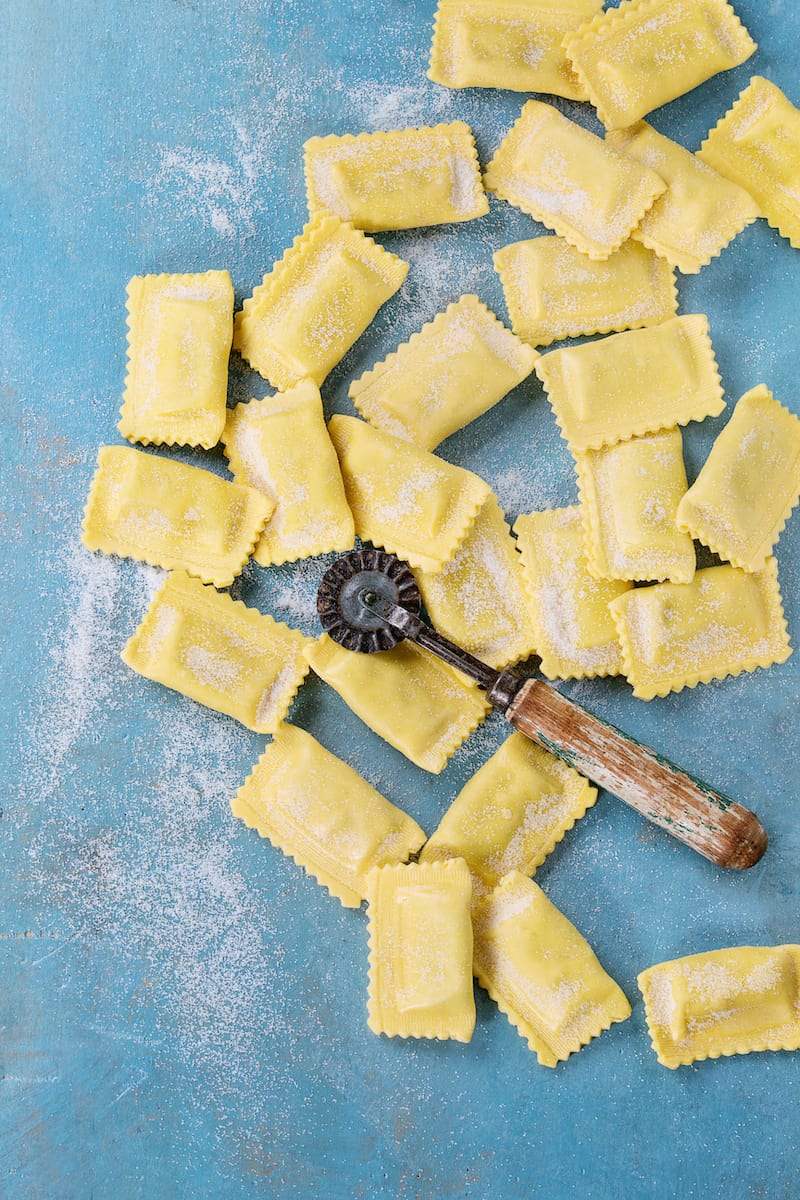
[2, 2, 799, 1197]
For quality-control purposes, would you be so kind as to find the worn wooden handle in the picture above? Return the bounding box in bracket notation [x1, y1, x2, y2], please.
[506, 679, 767, 870]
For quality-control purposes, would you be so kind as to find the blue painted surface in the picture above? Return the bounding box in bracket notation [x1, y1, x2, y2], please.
[2, 1, 799, 1197]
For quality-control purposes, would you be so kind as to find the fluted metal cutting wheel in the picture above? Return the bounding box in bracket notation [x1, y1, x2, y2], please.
[316, 548, 421, 653]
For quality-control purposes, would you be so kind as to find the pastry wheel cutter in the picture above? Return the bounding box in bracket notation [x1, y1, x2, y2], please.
[317, 548, 767, 870]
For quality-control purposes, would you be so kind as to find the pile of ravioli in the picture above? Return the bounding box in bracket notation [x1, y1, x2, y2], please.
[81, 0, 800, 1070]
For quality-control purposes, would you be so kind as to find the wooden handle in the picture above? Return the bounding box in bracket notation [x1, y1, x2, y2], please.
[506, 679, 767, 870]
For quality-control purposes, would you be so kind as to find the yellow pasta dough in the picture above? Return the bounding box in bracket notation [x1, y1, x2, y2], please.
[699, 76, 800, 249]
[472, 872, 631, 1065]
[366, 859, 476, 1041]
[222, 379, 355, 566]
[303, 122, 488, 231]
[415, 495, 538, 670]
[428, 0, 603, 100]
[575, 428, 696, 584]
[607, 122, 759, 274]
[535, 315, 725, 453]
[483, 100, 667, 260]
[328, 414, 491, 573]
[121, 571, 311, 733]
[564, 0, 756, 132]
[420, 733, 597, 889]
[639, 945, 800, 1068]
[609, 560, 792, 700]
[513, 507, 632, 680]
[230, 723, 426, 908]
[81, 445, 273, 588]
[234, 211, 409, 390]
[119, 270, 234, 449]
[348, 295, 537, 451]
[304, 635, 490, 774]
[676, 385, 800, 573]
[493, 236, 677, 348]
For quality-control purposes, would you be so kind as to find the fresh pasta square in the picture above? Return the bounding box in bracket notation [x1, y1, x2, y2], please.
[234, 211, 408, 390]
[428, 0, 602, 99]
[564, 0, 756, 132]
[121, 571, 311, 733]
[119, 270, 234, 449]
[484, 100, 666, 260]
[304, 122, 487, 231]
[231, 723, 426, 908]
[366, 860, 476, 1041]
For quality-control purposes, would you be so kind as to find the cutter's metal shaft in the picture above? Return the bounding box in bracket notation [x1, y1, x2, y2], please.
[359, 589, 522, 704]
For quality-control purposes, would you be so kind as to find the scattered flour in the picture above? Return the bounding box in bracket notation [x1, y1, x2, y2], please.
[21, 539, 292, 1136]
[149, 118, 274, 240]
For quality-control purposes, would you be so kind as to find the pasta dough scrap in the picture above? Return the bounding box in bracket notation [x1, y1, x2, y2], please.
[699, 76, 800, 249]
[676, 385, 800, 573]
[304, 635, 490, 774]
[121, 570, 312, 734]
[119, 270, 234, 449]
[607, 122, 759, 274]
[81, 445, 273, 588]
[328, 414, 491, 573]
[534, 315, 725, 453]
[366, 859, 476, 1041]
[609, 560, 792, 700]
[483, 100, 667, 260]
[222, 379, 355, 566]
[428, 0, 603, 100]
[564, 0, 756, 132]
[638, 945, 800, 1069]
[575, 428, 696, 584]
[230, 723, 426, 908]
[415, 495, 538, 670]
[303, 122, 488, 232]
[420, 733, 597, 890]
[493, 236, 677, 348]
[234, 211, 409, 391]
[349, 295, 537, 452]
[472, 872, 631, 1066]
[513, 506, 632, 680]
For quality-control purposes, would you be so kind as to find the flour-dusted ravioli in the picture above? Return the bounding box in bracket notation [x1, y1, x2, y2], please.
[303, 122, 487, 232]
[420, 733, 597, 890]
[607, 123, 758, 274]
[513, 506, 632, 679]
[676, 386, 800, 573]
[699, 77, 800, 249]
[494, 236, 677, 348]
[415, 496, 538, 670]
[483, 100, 667, 260]
[564, 0, 756, 132]
[609, 560, 792, 700]
[222, 379, 355, 567]
[349, 295, 537, 451]
[639, 945, 800, 1069]
[230, 723, 426, 908]
[121, 571, 311, 733]
[119, 270, 234, 449]
[304, 635, 490, 774]
[81, 445, 272, 588]
[428, 0, 603, 100]
[234, 211, 409, 391]
[535, 315, 725, 453]
[473, 872, 631, 1066]
[366, 860, 476, 1041]
[328, 414, 491, 573]
[575, 428, 696, 584]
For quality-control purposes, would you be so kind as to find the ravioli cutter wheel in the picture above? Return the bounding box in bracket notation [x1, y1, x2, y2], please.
[317, 548, 767, 871]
